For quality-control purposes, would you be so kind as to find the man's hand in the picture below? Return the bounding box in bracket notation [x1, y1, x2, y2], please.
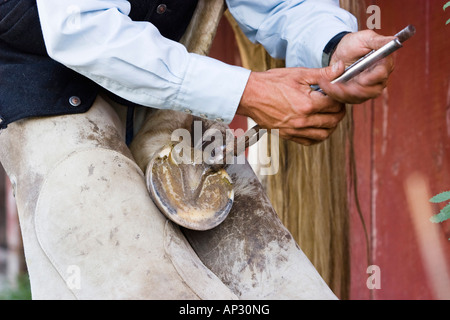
[319, 30, 396, 104]
[236, 30, 396, 146]
[237, 63, 347, 146]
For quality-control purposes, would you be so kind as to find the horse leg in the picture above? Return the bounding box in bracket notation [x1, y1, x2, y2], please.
[131, 114, 337, 299]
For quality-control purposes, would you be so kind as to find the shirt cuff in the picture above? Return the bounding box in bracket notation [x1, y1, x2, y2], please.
[321, 31, 352, 67]
[287, 19, 358, 68]
[176, 53, 251, 124]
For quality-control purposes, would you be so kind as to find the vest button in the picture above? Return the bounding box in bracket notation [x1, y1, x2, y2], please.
[69, 96, 81, 107]
[156, 4, 167, 14]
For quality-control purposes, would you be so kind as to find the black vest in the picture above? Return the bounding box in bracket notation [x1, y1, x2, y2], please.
[0, 0, 199, 129]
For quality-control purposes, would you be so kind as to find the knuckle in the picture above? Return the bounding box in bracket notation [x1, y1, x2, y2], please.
[379, 65, 390, 79]
[361, 29, 377, 36]
[372, 90, 383, 99]
[319, 68, 331, 80]
[318, 131, 330, 142]
[302, 102, 316, 114]
[332, 100, 344, 111]
[301, 139, 315, 146]
[293, 118, 307, 129]
[360, 29, 377, 40]
[330, 116, 342, 127]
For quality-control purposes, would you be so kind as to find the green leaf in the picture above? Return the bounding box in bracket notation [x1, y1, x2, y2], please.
[444, 1, 450, 11]
[430, 204, 450, 223]
[429, 191, 450, 203]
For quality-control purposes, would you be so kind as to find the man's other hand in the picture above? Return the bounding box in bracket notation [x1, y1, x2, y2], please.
[237, 63, 346, 146]
[319, 30, 395, 104]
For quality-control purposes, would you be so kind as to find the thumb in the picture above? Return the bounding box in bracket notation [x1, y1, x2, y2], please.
[364, 34, 396, 50]
[304, 61, 345, 85]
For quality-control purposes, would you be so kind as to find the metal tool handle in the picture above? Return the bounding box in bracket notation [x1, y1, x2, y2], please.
[206, 125, 266, 166]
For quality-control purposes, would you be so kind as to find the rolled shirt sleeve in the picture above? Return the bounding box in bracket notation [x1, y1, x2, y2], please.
[36, 0, 357, 124]
[226, 0, 358, 68]
[36, 0, 250, 124]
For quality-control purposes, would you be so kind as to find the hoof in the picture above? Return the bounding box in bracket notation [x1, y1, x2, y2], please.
[146, 145, 234, 231]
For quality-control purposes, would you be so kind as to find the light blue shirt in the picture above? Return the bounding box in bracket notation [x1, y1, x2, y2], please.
[36, 0, 357, 124]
